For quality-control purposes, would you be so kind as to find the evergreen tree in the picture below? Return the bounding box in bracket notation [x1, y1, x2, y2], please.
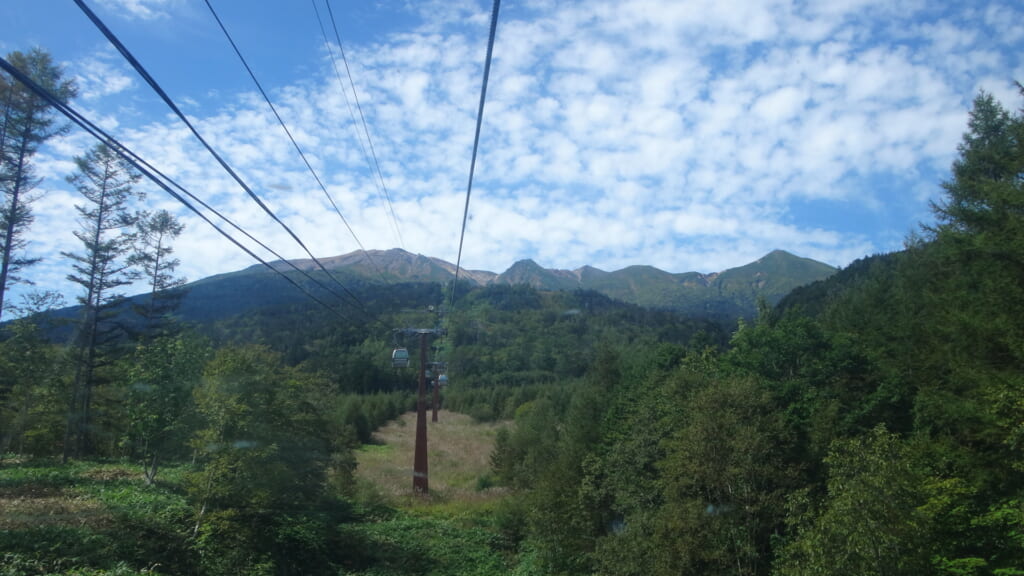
[61, 142, 143, 460]
[920, 89, 1024, 573]
[0, 48, 77, 321]
[131, 208, 186, 337]
[931, 90, 1023, 245]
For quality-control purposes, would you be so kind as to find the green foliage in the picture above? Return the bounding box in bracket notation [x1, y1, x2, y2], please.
[0, 460, 196, 575]
[186, 345, 355, 575]
[121, 333, 210, 482]
[445, 286, 725, 388]
[338, 512, 509, 575]
[189, 346, 332, 508]
[445, 383, 551, 423]
[0, 318, 68, 457]
[653, 375, 797, 576]
[0, 527, 123, 572]
[776, 426, 932, 576]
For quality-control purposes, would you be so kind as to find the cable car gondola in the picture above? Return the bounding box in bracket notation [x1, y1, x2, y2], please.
[391, 347, 410, 368]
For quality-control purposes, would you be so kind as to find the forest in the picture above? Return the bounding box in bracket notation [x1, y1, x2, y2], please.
[1, 46, 1023, 575]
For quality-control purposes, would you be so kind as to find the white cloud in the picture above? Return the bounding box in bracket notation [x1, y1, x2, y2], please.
[6, 0, 1023, 310]
[73, 53, 134, 100]
[985, 3, 1024, 44]
[95, 0, 176, 21]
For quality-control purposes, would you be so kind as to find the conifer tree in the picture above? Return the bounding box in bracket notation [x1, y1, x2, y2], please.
[61, 142, 143, 459]
[0, 48, 77, 321]
[924, 90, 1024, 472]
[131, 208, 186, 337]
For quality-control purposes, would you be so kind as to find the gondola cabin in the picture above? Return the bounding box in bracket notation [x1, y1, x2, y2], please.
[392, 348, 410, 368]
[438, 374, 448, 386]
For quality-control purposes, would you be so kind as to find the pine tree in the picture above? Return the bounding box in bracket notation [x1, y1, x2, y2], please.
[924, 90, 1024, 472]
[932, 90, 1023, 247]
[61, 142, 143, 460]
[0, 48, 78, 321]
[131, 208, 186, 337]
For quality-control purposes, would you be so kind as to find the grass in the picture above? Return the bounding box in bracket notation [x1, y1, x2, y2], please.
[338, 512, 514, 576]
[355, 410, 510, 510]
[341, 411, 526, 575]
[0, 458, 194, 575]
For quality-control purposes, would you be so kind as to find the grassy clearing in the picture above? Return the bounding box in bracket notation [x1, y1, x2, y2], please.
[355, 410, 509, 510]
[0, 460, 140, 531]
[342, 411, 524, 575]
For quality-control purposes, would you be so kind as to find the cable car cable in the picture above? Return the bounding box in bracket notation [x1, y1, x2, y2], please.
[312, 0, 369, 165]
[323, 0, 405, 250]
[449, 0, 501, 315]
[0, 56, 354, 322]
[203, 0, 389, 285]
[310, 1, 375, 219]
[73, 0, 368, 311]
[0, 57, 352, 321]
[312, 0, 404, 251]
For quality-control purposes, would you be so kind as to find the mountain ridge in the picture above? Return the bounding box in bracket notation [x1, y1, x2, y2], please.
[238, 247, 836, 319]
[32, 248, 837, 332]
[256, 247, 828, 285]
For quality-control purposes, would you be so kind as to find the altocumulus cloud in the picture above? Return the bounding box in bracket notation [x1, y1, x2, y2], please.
[8, 0, 1024, 308]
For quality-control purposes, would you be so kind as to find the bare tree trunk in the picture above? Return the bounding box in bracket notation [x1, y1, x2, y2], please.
[144, 452, 159, 485]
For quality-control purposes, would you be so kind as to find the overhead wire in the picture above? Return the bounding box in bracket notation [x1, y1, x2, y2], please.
[311, 0, 372, 177]
[202, 0, 389, 284]
[449, 0, 501, 315]
[0, 56, 355, 322]
[322, 0, 405, 250]
[72, 0, 368, 310]
[310, 0, 405, 253]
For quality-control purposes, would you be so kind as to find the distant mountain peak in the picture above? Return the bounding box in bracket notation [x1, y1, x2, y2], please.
[498, 259, 580, 290]
[507, 258, 543, 270]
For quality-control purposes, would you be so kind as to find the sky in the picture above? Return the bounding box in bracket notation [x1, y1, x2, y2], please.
[1, 0, 1023, 311]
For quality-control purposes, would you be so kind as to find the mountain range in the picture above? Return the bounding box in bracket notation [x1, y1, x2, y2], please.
[186, 248, 837, 321]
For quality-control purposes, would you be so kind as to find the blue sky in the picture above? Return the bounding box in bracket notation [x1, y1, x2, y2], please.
[1, 0, 1023, 309]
